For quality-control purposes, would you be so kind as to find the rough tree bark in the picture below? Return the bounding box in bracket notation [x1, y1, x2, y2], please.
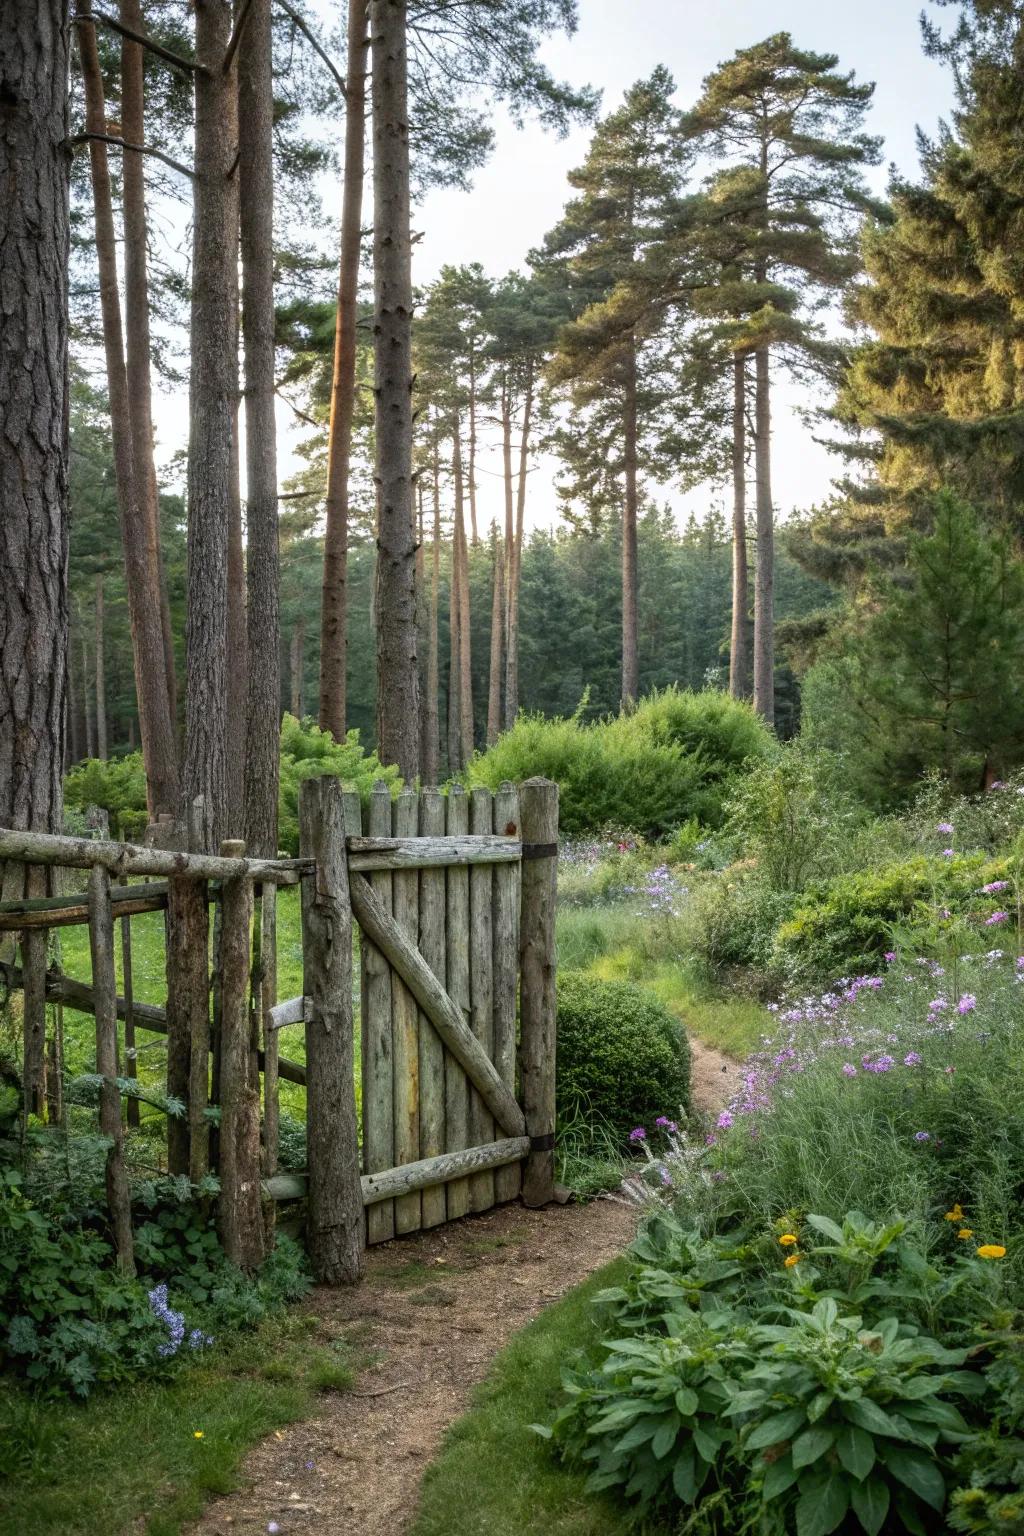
[421, 440, 441, 783]
[752, 345, 774, 725]
[185, 0, 238, 850]
[371, 0, 419, 778]
[76, 1, 181, 817]
[621, 340, 640, 711]
[729, 353, 749, 700]
[319, 0, 368, 741]
[290, 617, 305, 718]
[121, 0, 177, 721]
[451, 430, 473, 768]
[467, 344, 479, 546]
[0, 0, 71, 858]
[486, 536, 504, 746]
[504, 361, 532, 729]
[94, 572, 107, 760]
[239, 0, 280, 859]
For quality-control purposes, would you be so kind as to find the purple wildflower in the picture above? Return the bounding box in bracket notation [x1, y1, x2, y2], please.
[628, 1126, 646, 1143]
[958, 994, 977, 1014]
[884, 951, 897, 963]
[717, 1110, 734, 1130]
[937, 822, 954, 835]
[982, 881, 1010, 894]
[986, 911, 1009, 926]
[904, 1052, 922, 1066]
[941, 848, 955, 859]
[914, 1131, 931, 1142]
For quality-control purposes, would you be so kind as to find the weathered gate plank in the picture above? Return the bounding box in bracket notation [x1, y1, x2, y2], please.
[444, 784, 471, 1219]
[349, 874, 525, 1138]
[469, 788, 496, 1212]
[347, 835, 520, 871]
[362, 781, 395, 1244]
[493, 782, 522, 1204]
[418, 787, 447, 1228]
[392, 788, 422, 1234]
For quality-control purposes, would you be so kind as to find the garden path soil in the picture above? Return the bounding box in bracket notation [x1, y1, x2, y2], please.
[186, 1048, 735, 1536]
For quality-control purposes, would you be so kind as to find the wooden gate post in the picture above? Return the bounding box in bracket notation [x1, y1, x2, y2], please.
[87, 864, 135, 1274]
[518, 777, 558, 1207]
[299, 776, 363, 1285]
[218, 842, 266, 1271]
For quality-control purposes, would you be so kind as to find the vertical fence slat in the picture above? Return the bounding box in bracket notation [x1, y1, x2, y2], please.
[444, 784, 471, 1219]
[493, 782, 522, 1204]
[392, 788, 422, 1234]
[21, 864, 47, 1119]
[260, 883, 279, 1175]
[469, 787, 495, 1213]
[418, 786, 447, 1228]
[121, 915, 139, 1128]
[87, 864, 135, 1274]
[300, 776, 363, 1284]
[519, 778, 558, 1206]
[362, 781, 395, 1244]
[218, 846, 265, 1271]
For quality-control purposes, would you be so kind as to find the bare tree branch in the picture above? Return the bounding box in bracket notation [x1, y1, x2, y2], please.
[273, 0, 348, 99]
[90, 6, 207, 76]
[69, 130, 196, 181]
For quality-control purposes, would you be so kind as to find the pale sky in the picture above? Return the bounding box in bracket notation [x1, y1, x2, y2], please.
[153, 0, 957, 536]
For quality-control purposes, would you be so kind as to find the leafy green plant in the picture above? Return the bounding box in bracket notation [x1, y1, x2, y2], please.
[555, 971, 690, 1141]
[277, 713, 400, 854]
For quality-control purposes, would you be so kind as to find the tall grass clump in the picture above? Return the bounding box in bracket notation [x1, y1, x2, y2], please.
[469, 688, 771, 838]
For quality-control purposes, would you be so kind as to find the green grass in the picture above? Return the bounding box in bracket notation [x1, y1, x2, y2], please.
[411, 1260, 637, 1536]
[0, 1309, 357, 1536]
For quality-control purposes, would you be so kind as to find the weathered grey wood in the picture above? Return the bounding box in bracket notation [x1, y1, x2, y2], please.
[444, 784, 471, 1218]
[218, 857, 266, 1271]
[266, 1138, 530, 1207]
[0, 881, 170, 931]
[0, 826, 308, 883]
[493, 783, 522, 1203]
[417, 787, 446, 1228]
[260, 882, 279, 1175]
[20, 864, 47, 1120]
[350, 874, 525, 1139]
[519, 778, 559, 1206]
[267, 994, 312, 1029]
[391, 788, 422, 1234]
[166, 871, 210, 1180]
[347, 835, 520, 872]
[87, 865, 135, 1274]
[361, 1136, 529, 1205]
[0, 964, 308, 1087]
[121, 915, 139, 1129]
[362, 780, 395, 1244]
[300, 777, 363, 1284]
[469, 787, 496, 1213]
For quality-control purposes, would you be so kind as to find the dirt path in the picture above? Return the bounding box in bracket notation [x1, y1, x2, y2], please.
[188, 1043, 736, 1536]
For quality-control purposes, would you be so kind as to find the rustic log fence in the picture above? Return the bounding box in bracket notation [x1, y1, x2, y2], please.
[0, 775, 559, 1284]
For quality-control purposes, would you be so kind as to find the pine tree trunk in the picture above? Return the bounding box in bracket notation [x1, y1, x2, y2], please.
[468, 347, 479, 546]
[371, 0, 419, 778]
[185, 0, 238, 850]
[486, 537, 505, 746]
[94, 573, 107, 760]
[82, 620, 96, 760]
[621, 341, 640, 711]
[453, 436, 473, 765]
[752, 345, 775, 725]
[422, 444, 441, 784]
[318, 0, 368, 741]
[76, 3, 181, 817]
[68, 623, 84, 766]
[121, 0, 177, 723]
[447, 510, 462, 775]
[729, 353, 750, 700]
[290, 618, 305, 719]
[225, 78, 246, 842]
[239, 0, 280, 859]
[504, 363, 532, 728]
[0, 0, 71, 850]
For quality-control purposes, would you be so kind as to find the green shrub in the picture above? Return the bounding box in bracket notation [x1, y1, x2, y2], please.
[63, 754, 147, 838]
[469, 687, 771, 838]
[555, 972, 690, 1142]
[773, 854, 988, 982]
[277, 713, 400, 854]
[682, 871, 797, 986]
[724, 743, 867, 892]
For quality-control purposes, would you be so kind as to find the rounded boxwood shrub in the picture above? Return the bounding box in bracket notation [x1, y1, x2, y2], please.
[556, 971, 691, 1142]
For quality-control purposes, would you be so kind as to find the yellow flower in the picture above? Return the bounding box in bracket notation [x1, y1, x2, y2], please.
[944, 1205, 965, 1222]
[784, 1253, 801, 1268]
[957, 1228, 974, 1239]
[779, 1234, 798, 1247]
[193, 1431, 204, 1440]
[977, 1245, 1007, 1260]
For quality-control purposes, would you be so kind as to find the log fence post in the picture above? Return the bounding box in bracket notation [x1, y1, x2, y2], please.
[217, 840, 265, 1270]
[518, 777, 558, 1206]
[299, 776, 363, 1284]
[87, 863, 135, 1273]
